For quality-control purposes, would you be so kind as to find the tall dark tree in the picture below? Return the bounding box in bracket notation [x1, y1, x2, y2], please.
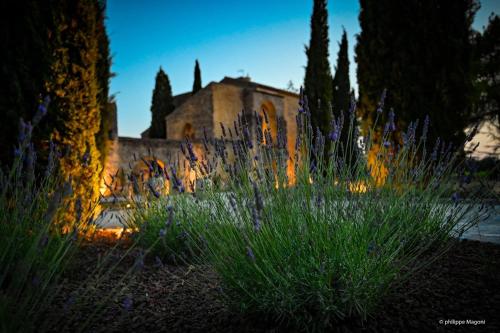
[95, 0, 113, 168]
[192, 59, 202, 94]
[332, 29, 359, 170]
[0, 0, 54, 165]
[332, 29, 350, 117]
[304, 0, 333, 150]
[472, 13, 500, 151]
[150, 67, 174, 138]
[356, 0, 478, 150]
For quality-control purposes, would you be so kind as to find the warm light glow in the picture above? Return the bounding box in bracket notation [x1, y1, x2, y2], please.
[348, 181, 368, 193]
[94, 227, 133, 239]
[367, 144, 388, 186]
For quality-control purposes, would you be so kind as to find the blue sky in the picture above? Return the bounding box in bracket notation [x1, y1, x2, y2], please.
[107, 0, 499, 137]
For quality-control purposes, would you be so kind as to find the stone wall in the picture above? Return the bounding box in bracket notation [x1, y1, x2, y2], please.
[212, 83, 245, 138]
[101, 79, 301, 196]
[165, 85, 214, 141]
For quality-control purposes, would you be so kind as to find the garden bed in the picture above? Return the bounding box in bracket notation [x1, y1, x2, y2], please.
[46, 238, 500, 332]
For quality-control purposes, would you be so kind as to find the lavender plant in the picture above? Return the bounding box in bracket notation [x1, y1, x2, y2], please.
[0, 97, 87, 332]
[128, 89, 490, 329]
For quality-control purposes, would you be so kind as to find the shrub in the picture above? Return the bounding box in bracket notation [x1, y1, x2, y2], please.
[129, 90, 489, 329]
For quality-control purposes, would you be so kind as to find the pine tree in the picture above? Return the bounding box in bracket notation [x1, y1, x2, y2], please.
[150, 67, 174, 138]
[304, 0, 333, 161]
[356, 0, 478, 149]
[192, 59, 202, 94]
[46, 0, 103, 227]
[332, 29, 358, 170]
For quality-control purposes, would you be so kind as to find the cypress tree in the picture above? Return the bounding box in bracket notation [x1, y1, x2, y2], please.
[356, 0, 478, 149]
[95, 0, 112, 168]
[472, 14, 500, 132]
[0, 0, 53, 165]
[332, 29, 358, 170]
[46, 0, 103, 227]
[150, 67, 174, 138]
[304, 0, 333, 152]
[192, 59, 202, 94]
[332, 29, 350, 117]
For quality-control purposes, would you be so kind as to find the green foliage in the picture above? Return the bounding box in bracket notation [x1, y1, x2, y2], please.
[95, 1, 113, 168]
[150, 67, 174, 138]
[46, 0, 103, 227]
[128, 94, 487, 329]
[192, 59, 202, 94]
[304, 0, 333, 155]
[129, 195, 207, 264]
[356, 0, 479, 148]
[472, 13, 500, 145]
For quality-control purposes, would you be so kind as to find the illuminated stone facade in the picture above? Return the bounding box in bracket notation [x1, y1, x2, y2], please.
[101, 77, 300, 196]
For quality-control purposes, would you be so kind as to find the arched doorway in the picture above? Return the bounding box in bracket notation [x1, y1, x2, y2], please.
[131, 157, 169, 195]
[183, 123, 195, 140]
[260, 101, 277, 145]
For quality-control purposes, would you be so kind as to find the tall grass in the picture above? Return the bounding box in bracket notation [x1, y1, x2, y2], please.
[128, 90, 489, 330]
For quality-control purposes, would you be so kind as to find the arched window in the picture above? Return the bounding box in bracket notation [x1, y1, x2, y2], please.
[183, 123, 195, 140]
[131, 157, 169, 195]
[260, 101, 277, 145]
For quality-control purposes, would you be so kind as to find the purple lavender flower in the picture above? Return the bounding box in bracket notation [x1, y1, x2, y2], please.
[186, 142, 198, 163]
[376, 89, 387, 113]
[367, 241, 378, 256]
[32, 275, 41, 287]
[329, 120, 340, 142]
[451, 192, 460, 203]
[166, 206, 174, 227]
[39, 234, 49, 249]
[233, 121, 240, 137]
[33, 96, 50, 125]
[122, 296, 133, 311]
[422, 115, 430, 142]
[134, 250, 145, 271]
[388, 109, 396, 132]
[180, 143, 186, 157]
[262, 110, 269, 124]
[147, 183, 160, 198]
[252, 207, 261, 232]
[243, 127, 253, 149]
[253, 182, 263, 212]
[298, 87, 306, 113]
[154, 256, 163, 267]
[431, 137, 440, 161]
[18, 118, 27, 144]
[63, 295, 76, 312]
[246, 246, 256, 261]
[220, 122, 227, 137]
[383, 141, 391, 148]
[177, 230, 189, 240]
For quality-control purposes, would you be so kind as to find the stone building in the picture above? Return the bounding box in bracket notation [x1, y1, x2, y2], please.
[101, 76, 300, 196]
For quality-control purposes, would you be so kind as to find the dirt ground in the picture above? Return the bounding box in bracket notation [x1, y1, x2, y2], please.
[43, 237, 500, 332]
